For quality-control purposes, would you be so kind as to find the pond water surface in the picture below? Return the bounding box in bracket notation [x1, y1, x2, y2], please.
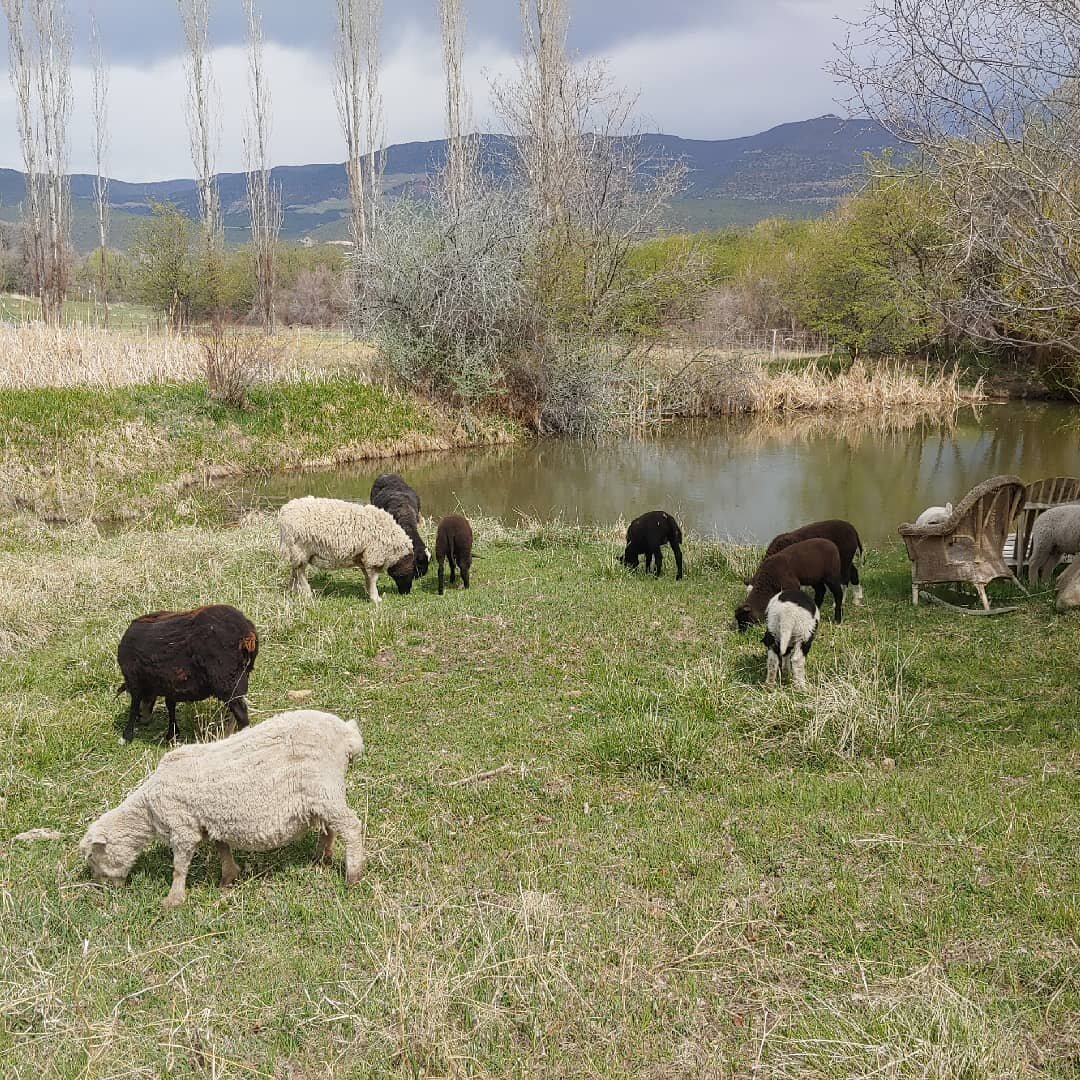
[232, 402, 1080, 548]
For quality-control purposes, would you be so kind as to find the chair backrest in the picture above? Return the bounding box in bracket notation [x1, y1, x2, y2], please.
[1014, 476, 1080, 569]
[953, 476, 1027, 557]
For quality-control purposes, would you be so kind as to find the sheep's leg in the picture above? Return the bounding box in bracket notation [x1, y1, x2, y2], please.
[162, 837, 199, 909]
[165, 698, 179, 744]
[765, 649, 779, 686]
[653, 549, 663, 577]
[122, 694, 140, 743]
[849, 563, 863, 605]
[289, 562, 313, 597]
[460, 562, 469, 589]
[314, 827, 335, 865]
[326, 808, 366, 885]
[790, 649, 808, 690]
[813, 583, 826, 608]
[217, 842, 241, 889]
[672, 541, 684, 581]
[437, 557, 446, 595]
[911, 583, 919, 606]
[449, 556, 456, 584]
[828, 579, 843, 623]
[365, 567, 381, 604]
[976, 583, 991, 611]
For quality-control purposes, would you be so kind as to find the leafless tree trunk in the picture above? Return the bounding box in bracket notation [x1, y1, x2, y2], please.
[2, 0, 72, 327]
[90, 8, 109, 325]
[437, 0, 477, 213]
[333, 0, 383, 253]
[2, 0, 43, 312]
[833, 0, 1080, 358]
[243, 0, 281, 332]
[178, 0, 221, 255]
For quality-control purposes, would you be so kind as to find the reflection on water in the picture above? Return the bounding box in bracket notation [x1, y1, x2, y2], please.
[231, 403, 1080, 547]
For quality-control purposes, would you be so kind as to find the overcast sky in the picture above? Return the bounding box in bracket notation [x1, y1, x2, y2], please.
[0, 0, 866, 182]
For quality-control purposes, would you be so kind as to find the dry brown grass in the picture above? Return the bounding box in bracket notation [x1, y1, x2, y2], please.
[0, 324, 376, 389]
[636, 345, 983, 423]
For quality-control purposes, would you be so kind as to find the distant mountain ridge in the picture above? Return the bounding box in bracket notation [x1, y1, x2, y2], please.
[0, 116, 904, 249]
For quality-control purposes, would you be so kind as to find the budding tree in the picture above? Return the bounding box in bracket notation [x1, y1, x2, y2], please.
[493, 0, 687, 333]
[333, 0, 383, 252]
[243, 0, 282, 331]
[178, 0, 222, 270]
[437, 0, 476, 213]
[834, 0, 1080, 361]
[1, 0, 73, 326]
[90, 8, 110, 322]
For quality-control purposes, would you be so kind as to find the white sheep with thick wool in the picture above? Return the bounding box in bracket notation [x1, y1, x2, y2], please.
[762, 589, 820, 690]
[79, 709, 366, 908]
[278, 495, 414, 601]
[1027, 504, 1080, 585]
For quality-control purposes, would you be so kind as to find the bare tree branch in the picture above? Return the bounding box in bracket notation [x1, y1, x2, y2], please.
[243, 0, 282, 332]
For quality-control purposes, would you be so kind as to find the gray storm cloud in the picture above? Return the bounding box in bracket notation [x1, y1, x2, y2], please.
[0, 1, 867, 180]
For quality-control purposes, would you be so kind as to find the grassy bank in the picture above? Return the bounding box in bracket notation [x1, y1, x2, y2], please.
[0, 378, 513, 522]
[0, 517, 1076, 1076]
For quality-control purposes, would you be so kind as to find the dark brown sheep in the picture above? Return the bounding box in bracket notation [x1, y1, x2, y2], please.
[118, 605, 258, 744]
[435, 514, 474, 594]
[764, 519, 863, 603]
[370, 473, 429, 585]
[735, 538, 844, 631]
[620, 510, 684, 579]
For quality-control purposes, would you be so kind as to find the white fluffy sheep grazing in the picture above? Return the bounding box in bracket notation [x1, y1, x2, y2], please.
[762, 589, 820, 690]
[79, 709, 366, 908]
[915, 502, 953, 527]
[1028, 504, 1080, 586]
[278, 495, 415, 602]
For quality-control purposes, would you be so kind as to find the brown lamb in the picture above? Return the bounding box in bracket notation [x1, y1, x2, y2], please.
[764, 519, 863, 603]
[735, 538, 844, 631]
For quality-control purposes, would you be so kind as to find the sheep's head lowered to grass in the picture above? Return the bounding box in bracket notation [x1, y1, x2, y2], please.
[79, 813, 145, 886]
[387, 552, 416, 594]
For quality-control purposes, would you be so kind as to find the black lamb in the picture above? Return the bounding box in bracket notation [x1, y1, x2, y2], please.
[117, 604, 258, 743]
[370, 472, 429, 586]
[620, 510, 684, 580]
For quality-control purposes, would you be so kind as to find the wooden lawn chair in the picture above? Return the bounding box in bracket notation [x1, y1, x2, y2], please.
[898, 475, 1027, 614]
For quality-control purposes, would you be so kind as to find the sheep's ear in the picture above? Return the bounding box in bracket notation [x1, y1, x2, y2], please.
[91, 839, 107, 857]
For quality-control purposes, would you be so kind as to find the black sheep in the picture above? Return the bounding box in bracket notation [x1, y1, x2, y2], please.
[117, 605, 258, 743]
[735, 538, 844, 631]
[435, 514, 474, 594]
[370, 472, 429, 586]
[621, 510, 684, 580]
[764, 519, 863, 602]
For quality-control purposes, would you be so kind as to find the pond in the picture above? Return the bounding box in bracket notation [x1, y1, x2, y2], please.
[228, 402, 1080, 548]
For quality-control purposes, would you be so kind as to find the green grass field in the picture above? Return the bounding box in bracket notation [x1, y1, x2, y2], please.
[0, 293, 162, 331]
[0, 513, 1076, 1076]
[0, 378, 512, 523]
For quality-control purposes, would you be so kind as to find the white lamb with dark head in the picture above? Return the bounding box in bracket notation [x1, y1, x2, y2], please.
[79, 709, 366, 908]
[762, 589, 820, 690]
[278, 495, 415, 601]
[1027, 504, 1080, 586]
[915, 502, 953, 527]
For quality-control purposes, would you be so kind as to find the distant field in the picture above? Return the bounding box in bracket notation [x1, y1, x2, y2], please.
[0, 293, 162, 331]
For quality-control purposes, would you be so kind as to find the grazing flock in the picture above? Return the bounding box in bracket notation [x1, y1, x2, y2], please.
[79, 474, 1077, 905]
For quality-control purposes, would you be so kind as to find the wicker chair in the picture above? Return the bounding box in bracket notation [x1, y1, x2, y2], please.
[898, 475, 1027, 611]
[1009, 476, 1080, 581]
